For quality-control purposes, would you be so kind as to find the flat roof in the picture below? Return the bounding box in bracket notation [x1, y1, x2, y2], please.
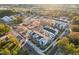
[44, 27, 56, 34]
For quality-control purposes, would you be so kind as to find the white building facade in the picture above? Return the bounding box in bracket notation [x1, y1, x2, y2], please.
[43, 26, 59, 40]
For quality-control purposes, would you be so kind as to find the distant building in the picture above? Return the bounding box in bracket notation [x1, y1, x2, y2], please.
[1, 16, 13, 23]
[53, 17, 69, 30]
[54, 20, 68, 30]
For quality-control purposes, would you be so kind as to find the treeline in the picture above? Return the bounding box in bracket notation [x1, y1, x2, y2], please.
[0, 10, 20, 17]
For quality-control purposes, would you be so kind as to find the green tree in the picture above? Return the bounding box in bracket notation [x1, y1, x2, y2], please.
[1, 48, 11, 55]
[72, 25, 79, 32]
[0, 23, 10, 35]
[75, 48, 79, 55]
[0, 34, 20, 55]
[57, 37, 78, 55]
[0, 10, 19, 17]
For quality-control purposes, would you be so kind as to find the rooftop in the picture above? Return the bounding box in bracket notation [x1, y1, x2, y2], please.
[44, 27, 56, 34]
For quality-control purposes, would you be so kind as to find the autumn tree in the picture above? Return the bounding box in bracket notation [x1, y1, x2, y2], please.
[0, 23, 10, 36]
[69, 32, 79, 45]
[72, 25, 79, 32]
[57, 37, 79, 55]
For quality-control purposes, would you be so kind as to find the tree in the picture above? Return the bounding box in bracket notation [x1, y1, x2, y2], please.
[1, 48, 11, 55]
[12, 50, 18, 55]
[75, 48, 79, 55]
[72, 25, 79, 32]
[11, 16, 23, 25]
[0, 33, 20, 55]
[57, 37, 69, 48]
[0, 23, 10, 36]
[0, 10, 19, 17]
[69, 32, 79, 45]
[64, 43, 76, 54]
[7, 34, 19, 45]
[4, 25, 11, 34]
[57, 37, 79, 55]
[12, 46, 20, 55]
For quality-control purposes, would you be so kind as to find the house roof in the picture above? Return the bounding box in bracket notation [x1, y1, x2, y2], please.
[2, 16, 12, 22]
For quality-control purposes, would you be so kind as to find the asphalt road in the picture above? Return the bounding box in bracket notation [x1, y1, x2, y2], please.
[22, 43, 42, 55]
